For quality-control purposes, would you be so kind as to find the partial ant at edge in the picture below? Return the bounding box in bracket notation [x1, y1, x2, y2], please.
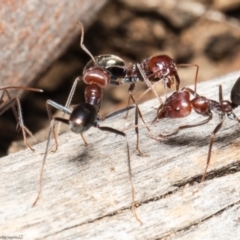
[0, 86, 43, 151]
[151, 76, 240, 182]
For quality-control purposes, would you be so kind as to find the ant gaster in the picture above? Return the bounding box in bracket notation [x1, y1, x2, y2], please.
[152, 76, 240, 182]
[0, 86, 43, 151]
[32, 23, 142, 224]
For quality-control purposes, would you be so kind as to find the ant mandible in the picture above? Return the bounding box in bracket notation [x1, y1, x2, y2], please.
[0, 86, 43, 151]
[151, 76, 240, 182]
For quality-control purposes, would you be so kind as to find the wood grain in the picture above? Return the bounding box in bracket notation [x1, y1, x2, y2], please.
[0, 0, 107, 92]
[1, 70, 240, 239]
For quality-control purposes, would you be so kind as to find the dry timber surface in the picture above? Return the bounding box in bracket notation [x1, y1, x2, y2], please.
[0, 0, 107, 91]
[1, 71, 240, 239]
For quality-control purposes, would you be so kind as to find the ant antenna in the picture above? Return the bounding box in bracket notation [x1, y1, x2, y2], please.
[77, 21, 97, 65]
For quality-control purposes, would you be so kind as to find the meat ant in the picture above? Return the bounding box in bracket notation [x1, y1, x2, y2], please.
[59, 22, 149, 156]
[152, 76, 240, 182]
[32, 24, 142, 224]
[0, 86, 43, 151]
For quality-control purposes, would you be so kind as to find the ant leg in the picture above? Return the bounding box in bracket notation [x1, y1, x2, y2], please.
[97, 125, 142, 224]
[125, 83, 135, 119]
[136, 63, 163, 105]
[0, 87, 43, 131]
[151, 104, 164, 125]
[183, 87, 200, 98]
[177, 64, 199, 93]
[32, 117, 69, 206]
[201, 119, 224, 182]
[156, 114, 212, 139]
[127, 86, 151, 156]
[218, 85, 223, 102]
[47, 100, 89, 147]
[101, 105, 135, 120]
[47, 100, 72, 152]
[63, 77, 81, 111]
[57, 76, 81, 135]
[80, 133, 88, 147]
[0, 97, 36, 151]
[0, 89, 19, 129]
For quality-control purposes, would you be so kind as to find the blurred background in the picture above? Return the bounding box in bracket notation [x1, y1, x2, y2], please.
[1, 0, 240, 156]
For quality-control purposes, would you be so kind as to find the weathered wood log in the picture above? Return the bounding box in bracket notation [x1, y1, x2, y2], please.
[0, 0, 107, 93]
[1, 71, 240, 239]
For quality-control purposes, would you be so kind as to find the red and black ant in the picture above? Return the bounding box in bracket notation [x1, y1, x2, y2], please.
[152, 76, 240, 182]
[32, 23, 142, 224]
[59, 22, 149, 156]
[0, 86, 43, 151]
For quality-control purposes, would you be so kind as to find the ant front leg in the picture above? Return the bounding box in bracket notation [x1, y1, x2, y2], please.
[127, 83, 151, 156]
[0, 97, 35, 151]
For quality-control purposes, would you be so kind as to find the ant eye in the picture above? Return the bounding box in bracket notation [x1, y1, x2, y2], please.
[175, 107, 180, 111]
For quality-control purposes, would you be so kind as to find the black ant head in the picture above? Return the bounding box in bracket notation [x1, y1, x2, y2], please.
[231, 76, 240, 109]
[69, 103, 97, 133]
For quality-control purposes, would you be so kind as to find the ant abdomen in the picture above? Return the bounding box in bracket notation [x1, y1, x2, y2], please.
[69, 103, 97, 133]
[230, 76, 240, 108]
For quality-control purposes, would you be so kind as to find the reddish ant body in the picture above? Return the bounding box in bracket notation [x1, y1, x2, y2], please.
[152, 76, 240, 182]
[0, 86, 43, 151]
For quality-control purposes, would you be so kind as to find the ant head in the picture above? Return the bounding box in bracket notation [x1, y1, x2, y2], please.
[69, 103, 97, 133]
[84, 54, 126, 84]
[157, 90, 192, 119]
[231, 76, 240, 109]
[221, 100, 233, 115]
[148, 54, 177, 79]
